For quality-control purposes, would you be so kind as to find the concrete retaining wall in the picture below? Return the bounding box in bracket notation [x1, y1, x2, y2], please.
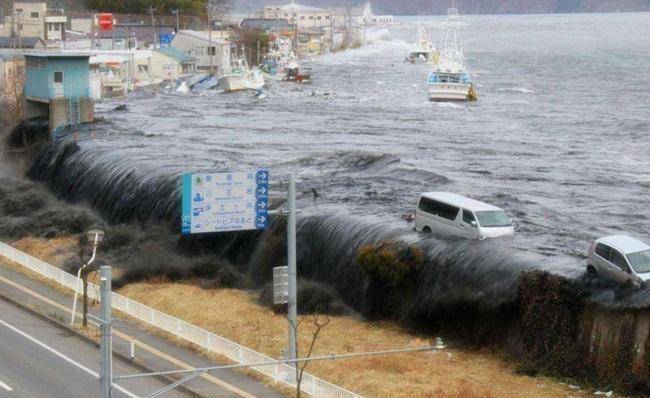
[0, 56, 25, 140]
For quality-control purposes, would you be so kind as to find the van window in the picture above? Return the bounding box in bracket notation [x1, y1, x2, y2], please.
[595, 244, 611, 260]
[418, 197, 459, 221]
[462, 210, 476, 225]
[610, 249, 630, 272]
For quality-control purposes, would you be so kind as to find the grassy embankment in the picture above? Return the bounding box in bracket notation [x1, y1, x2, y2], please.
[8, 236, 589, 398]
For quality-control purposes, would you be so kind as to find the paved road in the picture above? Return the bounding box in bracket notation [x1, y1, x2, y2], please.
[0, 262, 287, 398]
[0, 297, 190, 398]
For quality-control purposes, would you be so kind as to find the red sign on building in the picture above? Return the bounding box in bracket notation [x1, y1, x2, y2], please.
[96, 13, 115, 31]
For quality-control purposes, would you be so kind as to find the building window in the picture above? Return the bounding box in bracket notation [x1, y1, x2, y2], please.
[309, 16, 313, 19]
[317, 16, 321, 20]
[300, 16, 305, 19]
[325, 16, 330, 20]
[53, 71, 64, 83]
[31, 12, 39, 18]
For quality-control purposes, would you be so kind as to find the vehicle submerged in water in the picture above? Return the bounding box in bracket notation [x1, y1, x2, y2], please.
[427, 7, 477, 102]
[587, 235, 650, 287]
[414, 192, 515, 240]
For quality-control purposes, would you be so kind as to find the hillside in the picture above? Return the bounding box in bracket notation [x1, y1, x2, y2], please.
[232, 0, 650, 15]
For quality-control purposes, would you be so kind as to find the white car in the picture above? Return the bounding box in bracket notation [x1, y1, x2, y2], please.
[414, 192, 515, 240]
[587, 235, 650, 285]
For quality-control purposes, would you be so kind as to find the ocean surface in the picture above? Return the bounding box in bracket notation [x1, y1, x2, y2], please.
[81, 12, 650, 261]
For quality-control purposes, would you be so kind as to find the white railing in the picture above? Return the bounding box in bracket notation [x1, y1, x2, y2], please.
[0, 241, 361, 398]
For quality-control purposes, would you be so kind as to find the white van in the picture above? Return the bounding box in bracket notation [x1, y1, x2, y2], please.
[414, 192, 515, 240]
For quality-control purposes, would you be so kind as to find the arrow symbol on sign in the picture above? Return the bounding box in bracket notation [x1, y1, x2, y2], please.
[257, 216, 266, 224]
[257, 201, 267, 209]
[257, 186, 267, 195]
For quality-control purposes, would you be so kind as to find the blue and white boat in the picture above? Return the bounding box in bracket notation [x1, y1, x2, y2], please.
[427, 7, 477, 102]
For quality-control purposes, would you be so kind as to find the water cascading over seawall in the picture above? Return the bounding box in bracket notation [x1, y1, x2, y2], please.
[24, 135, 650, 393]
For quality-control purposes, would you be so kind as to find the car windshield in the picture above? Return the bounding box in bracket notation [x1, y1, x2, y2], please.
[627, 249, 650, 274]
[475, 211, 512, 228]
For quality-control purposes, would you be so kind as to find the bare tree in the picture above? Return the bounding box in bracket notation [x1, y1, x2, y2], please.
[285, 310, 331, 398]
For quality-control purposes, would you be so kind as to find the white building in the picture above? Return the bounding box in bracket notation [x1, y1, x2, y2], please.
[171, 30, 230, 75]
[261, 1, 392, 28]
[0, 2, 67, 41]
[262, 2, 332, 28]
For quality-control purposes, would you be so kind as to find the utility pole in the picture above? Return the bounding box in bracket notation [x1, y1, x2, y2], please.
[148, 5, 156, 49]
[207, 2, 214, 76]
[287, 173, 298, 379]
[172, 8, 180, 33]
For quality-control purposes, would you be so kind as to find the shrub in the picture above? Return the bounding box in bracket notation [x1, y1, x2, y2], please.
[357, 241, 422, 288]
[357, 241, 423, 318]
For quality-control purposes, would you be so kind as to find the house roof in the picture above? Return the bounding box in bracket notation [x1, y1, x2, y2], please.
[241, 18, 290, 30]
[24, 52, 90, 59]
[174, 30, 228, 45]
[276, 2, 326, 12]
[155, 46, 195, 63]
[0, 36, 43, 49]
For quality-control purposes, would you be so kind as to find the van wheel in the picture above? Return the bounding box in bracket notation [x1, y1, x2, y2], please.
[587, 265, 597, 275]
[422, 227, 432, 233]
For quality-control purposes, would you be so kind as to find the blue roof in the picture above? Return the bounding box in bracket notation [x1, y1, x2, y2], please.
[155, 46, 195, 63]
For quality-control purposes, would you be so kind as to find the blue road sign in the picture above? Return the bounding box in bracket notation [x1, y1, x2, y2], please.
[182, 170, 269, 234]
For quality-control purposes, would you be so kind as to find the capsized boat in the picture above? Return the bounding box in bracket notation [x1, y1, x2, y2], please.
[427, 7, 477, 102]
[219, 56, 265, 93]
[408, 27, 438, 64]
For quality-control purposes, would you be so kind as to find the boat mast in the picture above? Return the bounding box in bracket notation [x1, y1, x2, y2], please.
[438, 1, 463, 71]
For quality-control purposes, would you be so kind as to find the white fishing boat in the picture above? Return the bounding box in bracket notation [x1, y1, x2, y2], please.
[261, 37, 294, 82]
[427, 7, 477, 102]
[408, 27, 438, 64]
[219, 56, 265, 93]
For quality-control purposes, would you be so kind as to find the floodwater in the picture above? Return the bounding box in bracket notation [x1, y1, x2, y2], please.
[42, 12, 650, 266]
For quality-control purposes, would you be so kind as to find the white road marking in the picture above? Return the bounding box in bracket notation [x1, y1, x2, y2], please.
[0, 379, 13, 391]
[0, 318, 139, 398]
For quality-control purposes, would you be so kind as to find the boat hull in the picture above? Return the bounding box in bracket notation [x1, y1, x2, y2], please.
[428, 83, 475, 102]
[220, 73, 265, 93]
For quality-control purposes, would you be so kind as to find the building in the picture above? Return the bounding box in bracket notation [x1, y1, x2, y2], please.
[240, 18, 290, 33]
[171, 30, 230, 75]
[150, 46, 196, 81]
[332, 2, 393, 26]
[0, 2, 68, 41]
[23, 53, 94, 132]
[261, 1, 392, 28]
[261, 1, 332, 29]
[96, 24, 176, 50]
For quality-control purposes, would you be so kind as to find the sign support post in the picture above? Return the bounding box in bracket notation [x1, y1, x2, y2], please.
[99, 266, 112, 398]
[287, 173, 298, 377]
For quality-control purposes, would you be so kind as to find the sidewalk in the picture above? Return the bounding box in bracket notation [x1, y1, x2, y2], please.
[0, 262, 287, 398]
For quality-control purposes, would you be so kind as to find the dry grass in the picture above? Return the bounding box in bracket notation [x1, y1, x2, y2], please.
[4, 236, 587, 398]
[119, 281, 584, 398]
[12, 236, 78, 267]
